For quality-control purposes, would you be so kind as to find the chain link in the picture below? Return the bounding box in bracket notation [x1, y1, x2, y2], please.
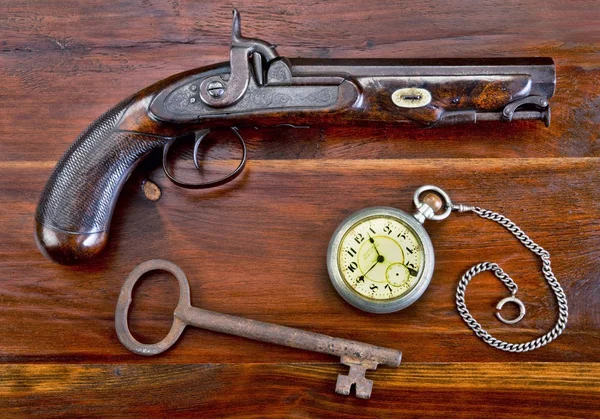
[455, 206, 569, 352]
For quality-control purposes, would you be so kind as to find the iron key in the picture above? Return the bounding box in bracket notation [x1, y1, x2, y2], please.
[115, 259, 402, 399]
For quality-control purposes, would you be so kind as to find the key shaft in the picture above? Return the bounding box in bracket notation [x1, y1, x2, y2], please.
[177, 304, 401, 367]
[116, 259, 402, 399]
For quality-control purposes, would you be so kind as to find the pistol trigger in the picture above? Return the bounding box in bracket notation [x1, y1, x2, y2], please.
[193, 129, 212, 171]
[162, 127, 247, 190]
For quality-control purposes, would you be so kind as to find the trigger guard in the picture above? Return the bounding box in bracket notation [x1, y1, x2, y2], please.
[162, 127, 247, 189]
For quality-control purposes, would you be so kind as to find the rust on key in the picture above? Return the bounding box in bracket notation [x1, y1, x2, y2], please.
[115, 259, 402, 399]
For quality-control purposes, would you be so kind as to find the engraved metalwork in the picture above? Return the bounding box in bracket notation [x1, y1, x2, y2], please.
[36, 8, 558, 265]
[266, 58, 293, 85]
[164, 78, 340, 116]
[199, 10, 279, 107]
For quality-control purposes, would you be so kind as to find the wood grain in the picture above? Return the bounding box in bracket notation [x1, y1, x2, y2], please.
[1, 0, 599, 416]
[1, 158, 598, 363]
[1, 0, 599, 162]
[2, 363, 599, 418]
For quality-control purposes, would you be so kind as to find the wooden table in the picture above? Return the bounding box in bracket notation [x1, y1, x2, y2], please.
[1, 1, 599, 417]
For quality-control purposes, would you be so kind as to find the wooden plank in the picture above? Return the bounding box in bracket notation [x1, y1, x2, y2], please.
[1, 158, 598, 362]
[1, 1, 599, 161]
[1, 363, 599, 418]
[1, 0, 599, 416]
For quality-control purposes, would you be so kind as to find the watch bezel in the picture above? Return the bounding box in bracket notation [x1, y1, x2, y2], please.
[327, 206, 434, 313]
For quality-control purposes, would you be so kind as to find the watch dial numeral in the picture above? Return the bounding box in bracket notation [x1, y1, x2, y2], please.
[354, 233, 365, 244]
[337, 214, 425, 302]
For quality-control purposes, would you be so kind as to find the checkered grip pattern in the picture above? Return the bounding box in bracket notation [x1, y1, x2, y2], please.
[36, 99, 168, 233]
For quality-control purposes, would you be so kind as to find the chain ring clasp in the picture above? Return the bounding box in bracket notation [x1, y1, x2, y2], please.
[496, 296, 526, 325]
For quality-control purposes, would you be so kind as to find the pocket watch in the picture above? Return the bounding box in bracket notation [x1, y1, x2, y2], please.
[327, 185, 451, 313]
[326, 184, 568, 354]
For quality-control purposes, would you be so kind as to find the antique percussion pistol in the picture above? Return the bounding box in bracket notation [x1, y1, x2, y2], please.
[35, 9, 555, 265]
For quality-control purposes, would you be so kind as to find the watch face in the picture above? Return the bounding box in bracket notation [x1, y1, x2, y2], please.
[327, 207, 434, 313]
[338, 215, 423, 301]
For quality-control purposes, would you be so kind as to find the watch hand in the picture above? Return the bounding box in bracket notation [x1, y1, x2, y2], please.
[403, 265, 419, 277]
[368, 234, 381, 257]
[356, 262, 378, 283]
[368, 234, 386, 266]
[360, 249, 387, 282]
[363, 261, 378, 276]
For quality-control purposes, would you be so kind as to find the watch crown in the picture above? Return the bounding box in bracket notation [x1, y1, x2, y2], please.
[413, 202, 434, 224]
[413, 193, 443, 224]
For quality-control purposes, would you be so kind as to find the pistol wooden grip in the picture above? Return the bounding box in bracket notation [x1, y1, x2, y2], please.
[35, 99, 168, 265]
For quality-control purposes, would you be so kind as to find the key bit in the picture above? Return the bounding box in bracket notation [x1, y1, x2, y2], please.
[115, 259, 402, 399]
[336, 356, 379, 399]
